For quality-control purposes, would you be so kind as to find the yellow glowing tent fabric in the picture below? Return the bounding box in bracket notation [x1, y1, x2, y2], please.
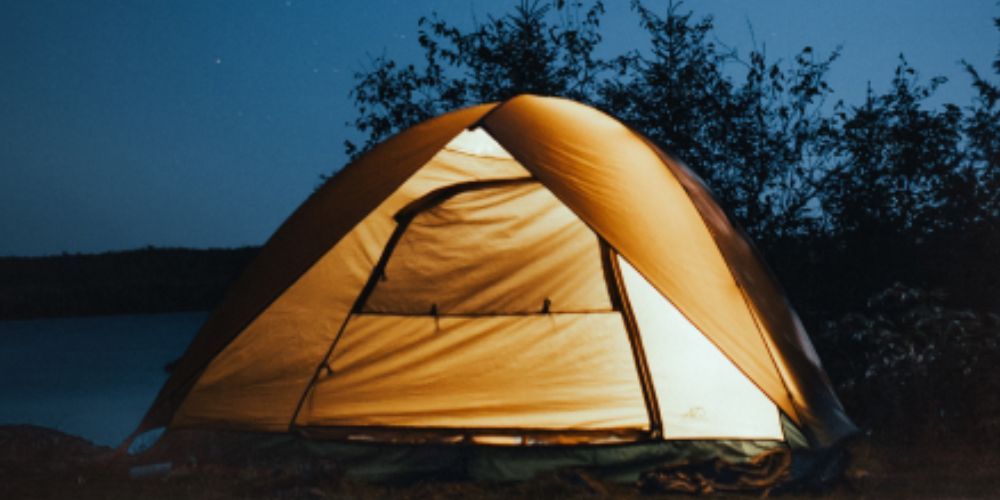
[129, 95, 855, 449]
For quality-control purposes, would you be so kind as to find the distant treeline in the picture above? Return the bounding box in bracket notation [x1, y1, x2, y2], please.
[1, 235, 994, 324]
[0, 247, 258, 320]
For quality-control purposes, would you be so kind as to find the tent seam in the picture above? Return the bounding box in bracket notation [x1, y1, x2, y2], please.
[631, 133, 803, 427]
[602, 241, 663, 439]
[478, 105, 773, 439]
[478, 99, 802, 429]
[129, 103, 499, 443]
[287, 207, 420, 430]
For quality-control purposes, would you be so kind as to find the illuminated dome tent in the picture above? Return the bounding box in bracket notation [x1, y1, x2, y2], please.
[128, 95, 856, 480]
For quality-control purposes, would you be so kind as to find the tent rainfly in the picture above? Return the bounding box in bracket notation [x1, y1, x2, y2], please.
[128, 95, 856, 481]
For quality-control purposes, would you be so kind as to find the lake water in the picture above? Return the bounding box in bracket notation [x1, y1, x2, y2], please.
[0, 312, 206, 447]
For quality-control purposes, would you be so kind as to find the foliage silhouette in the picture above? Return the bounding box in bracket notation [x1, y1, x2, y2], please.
[341, 2, 1000, 435]
[344, 1, 999, 308]
[344, 0, 608, 157]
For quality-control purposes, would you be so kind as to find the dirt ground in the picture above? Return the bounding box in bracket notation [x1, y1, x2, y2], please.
[2, 425, 998, 499]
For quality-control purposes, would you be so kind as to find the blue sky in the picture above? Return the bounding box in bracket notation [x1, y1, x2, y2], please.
[1, 0, 996, 256]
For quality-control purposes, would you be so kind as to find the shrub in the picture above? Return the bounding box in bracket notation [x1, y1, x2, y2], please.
[814, 283, 1000, 440]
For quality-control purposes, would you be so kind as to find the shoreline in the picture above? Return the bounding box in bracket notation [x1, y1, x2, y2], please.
[0, 246, 256, 321]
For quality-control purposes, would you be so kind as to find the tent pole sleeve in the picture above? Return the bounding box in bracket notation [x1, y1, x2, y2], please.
[602, 242, 663, 439]
[393, 178, 535, 223]
[287, 215, 416, 430]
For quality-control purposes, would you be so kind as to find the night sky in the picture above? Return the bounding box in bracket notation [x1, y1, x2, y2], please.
[2, 0, 996, 256]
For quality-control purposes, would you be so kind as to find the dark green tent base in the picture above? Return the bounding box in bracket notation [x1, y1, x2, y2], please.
[302, 438, 788, 483]
[132, 416, 844, 487]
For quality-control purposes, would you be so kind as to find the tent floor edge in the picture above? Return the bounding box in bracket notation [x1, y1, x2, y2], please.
[140, 427, 802, 484]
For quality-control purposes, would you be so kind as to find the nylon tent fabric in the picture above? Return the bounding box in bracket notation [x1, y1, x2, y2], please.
[617, 256, 783, 440]
[361, 182, 612, 315]
[295, 182, 646, 431]
[637, 140, 856, 445]
[127, 103, 498, 439]
[480, 95, 856, 446]
[126, 94, 855, 453]
[481, 98, 796, 425]
[300, 313, 646, 430]
[172, 129, 533, 430]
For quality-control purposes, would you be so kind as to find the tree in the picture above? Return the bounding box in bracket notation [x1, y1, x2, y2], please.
[344, 0, 608, 158]
[340, 0, 1000, 314]
[821, 58, 964, 236]
[602, 1, 841, 239]
[343, 1, 995, 250]
[598, 1, 733, 189]
[960, 16, 1000, 227]
[719, 45, 841, 238]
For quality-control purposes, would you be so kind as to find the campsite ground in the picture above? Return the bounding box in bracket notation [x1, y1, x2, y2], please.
[2, 426, 998, 499]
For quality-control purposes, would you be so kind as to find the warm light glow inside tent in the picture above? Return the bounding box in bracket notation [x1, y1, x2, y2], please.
[133, 96, 855, 461]
[618, 256, 783, 439]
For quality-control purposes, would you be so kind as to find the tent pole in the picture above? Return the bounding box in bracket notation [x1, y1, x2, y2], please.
[287, 215, 416, 431]
[601, 241, 663, 439]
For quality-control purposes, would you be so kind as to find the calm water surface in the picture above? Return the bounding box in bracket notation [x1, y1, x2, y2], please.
[0, 312, 205, 446]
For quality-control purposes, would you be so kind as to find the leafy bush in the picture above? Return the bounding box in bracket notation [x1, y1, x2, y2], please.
[814, 284, 1000, 439]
